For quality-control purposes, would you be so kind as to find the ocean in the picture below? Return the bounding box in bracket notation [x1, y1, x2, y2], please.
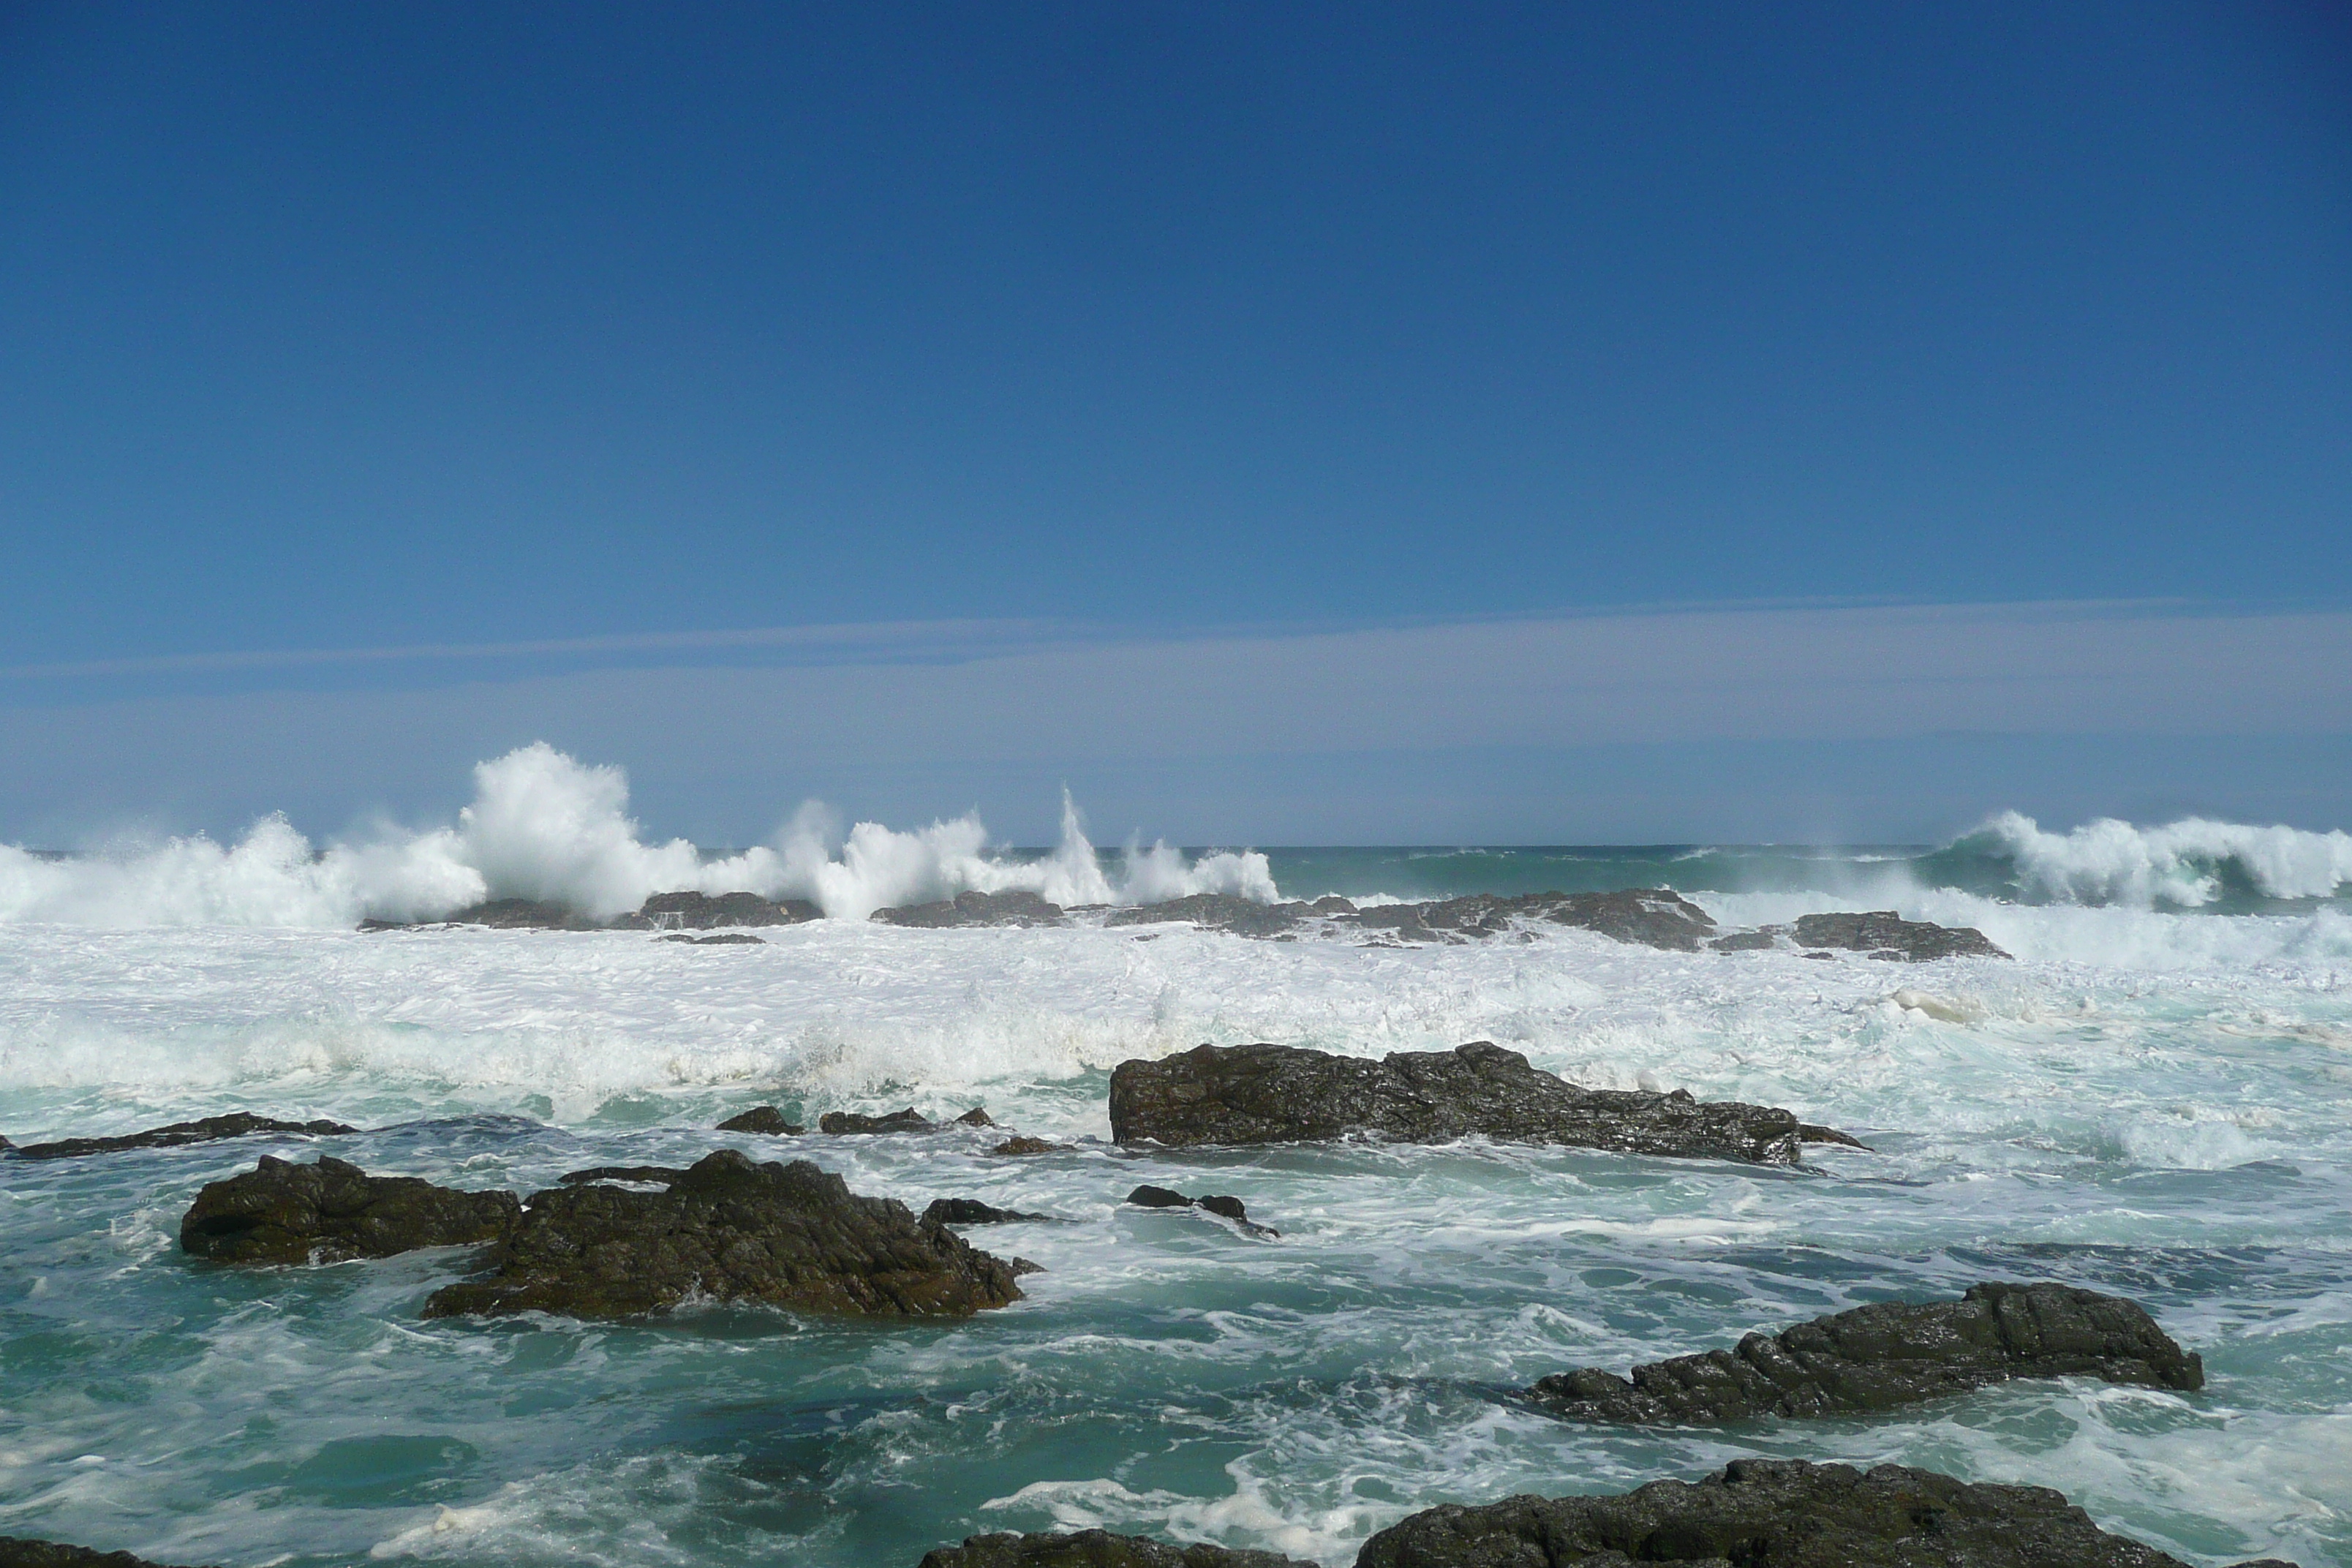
[2, 748, 2349, 1567]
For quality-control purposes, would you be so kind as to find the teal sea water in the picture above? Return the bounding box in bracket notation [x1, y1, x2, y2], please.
[4, 777, 2351, 1566]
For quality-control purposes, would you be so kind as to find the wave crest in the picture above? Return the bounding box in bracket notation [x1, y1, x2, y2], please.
[1963, 810, 2352, 908]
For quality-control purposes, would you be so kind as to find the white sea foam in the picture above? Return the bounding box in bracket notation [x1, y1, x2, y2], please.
[0, 744, 1274, 928]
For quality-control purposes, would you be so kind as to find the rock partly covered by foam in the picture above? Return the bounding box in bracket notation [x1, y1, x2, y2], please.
[618, 890, 820, 928]
[919, 1531, 1311, 1568]
[421, 1149, 1025, 1320]
[1108, 894, 1313, 938]
[1524, 1281, 2202, 1425]
[717, 1106, 805, 1134]
[179, 1156, 520, 1264]
[875, 891, 1066, 928]
[1791, 910, 2010, 960]
[1124, 1185, 1276, 1237]
[1354, 1458, 2289, 1568]
[1109, 1042, 1835, 1166]
[2, 1112, 358, 1162]
[921, 1198, 1053, 1226]
[1107, 888, 1719, 950]
[0, 1540, 215, 1568]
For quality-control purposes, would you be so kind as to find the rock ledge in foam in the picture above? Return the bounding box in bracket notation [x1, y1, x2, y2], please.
[179, 1156, 519, 1264]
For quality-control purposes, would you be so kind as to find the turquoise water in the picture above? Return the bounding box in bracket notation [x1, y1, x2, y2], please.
[3, 894, 2349, 1566]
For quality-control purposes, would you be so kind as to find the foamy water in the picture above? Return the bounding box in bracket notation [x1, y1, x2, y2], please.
[1, 750, 2348, 1567]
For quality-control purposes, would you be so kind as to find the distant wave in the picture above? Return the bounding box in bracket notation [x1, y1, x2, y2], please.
[0, 744, 1275, 928]
[1922, 811, 2352, 909]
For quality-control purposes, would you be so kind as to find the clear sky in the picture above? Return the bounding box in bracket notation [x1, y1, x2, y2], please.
[2, 2, 2348, 844]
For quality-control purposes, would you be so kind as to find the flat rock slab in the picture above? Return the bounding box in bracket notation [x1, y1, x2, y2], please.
[919, 1530, 1310, 1567]
[1524, 1281, 2202, 1424]
[1107, 889, 1719, 950]
[1355, 1458, 2288, 1568]
[0, 1540, 213, 1568]
[2, 1112, 358, 1161]
[1792, 910, 2010, 960]
[1109, 1042, 1837, 1166]
[619, 890, 819, 928]
[179, 1156, 520, 1264]
[421, 1149, 1025, 1320]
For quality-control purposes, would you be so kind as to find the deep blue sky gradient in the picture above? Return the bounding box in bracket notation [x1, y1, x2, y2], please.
[1, 2, 2348, 842]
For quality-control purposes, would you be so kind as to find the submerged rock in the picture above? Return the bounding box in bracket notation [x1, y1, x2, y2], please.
[1523, 1281, 2202, 1425]
[2, 1112, 358, 1162]
[1791, 910, 2010, 960]
[1104, 888, 1719, 951]
[921, 1198, 1052, 1226]
[619, 890, 820, 929]
[1108, 895, 1310, 938]
[989, 1136, 1068, 1156]
[1354, 1457, 2288, 1567]
[717, 1106, 806, 1134]
[421, 1149, 1025, 1320]
[1123, 1185, 1277, 1237]
[557, 1165, 691, 1186]
[1109, 1042, 1839, 1166]
[919, 1531, 1310, 1567]
[659, 932, 765, 945]
[179, 1156, 519, 1264]
[0, 1539, 215, 1568]
[875, 891, 1066, 928]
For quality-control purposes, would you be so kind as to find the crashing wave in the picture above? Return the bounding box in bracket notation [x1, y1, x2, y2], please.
[1954, 811, 2352, 908]
[0, 744, 1278, 928]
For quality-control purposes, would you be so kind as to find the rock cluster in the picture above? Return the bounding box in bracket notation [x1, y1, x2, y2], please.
[621, 890, 820, 928]
[178, 1156, 519, 1264]
[1352, 1458, 2288, 1568]
[1106, 888, 1721, 950]
[821, 1107, 995, 1134]
[1109, 1042, 1842, 1166]
[1523, 1282, 2202, 1424]
[2, 1112, 358, 1162]
[421, 1150, 1026, 1320]
[873, 891, 1066, 927]
[1792, 911, 2009, 960]
[1125, 1185, 1276, 1237]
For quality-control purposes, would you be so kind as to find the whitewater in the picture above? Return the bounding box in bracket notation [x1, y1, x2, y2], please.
[3, 747, 2350, 1567]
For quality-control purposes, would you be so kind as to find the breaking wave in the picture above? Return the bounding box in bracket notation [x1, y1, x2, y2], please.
[1929, 811, 2352, 909]
[0, 743, 1277, 928]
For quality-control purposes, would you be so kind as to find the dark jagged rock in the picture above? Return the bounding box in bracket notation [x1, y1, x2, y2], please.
[1401, 889, 1719, 950]
[921, 1197, 1052, 1226]
[718, 1106, 805, 1134]
[875, 890, 1066, 928]
[1354, 1457, 2291, 1568]
[179, 1156, 519, 1264]
[618, 890, 820, 929]
[659, 932, 766, 945]
[0, 1540, 215, 1568]
[1709, 929, 1779, 951]
[1107, 894, 1308, 938]
[1523, 1281, 2202, 1425]
[1800, 1123, 1870, 1148]
[1109, 1042, 1839, 1166]
[918, 1529, 1311, 1567]
[820, 1106, 995, 1134]
[1123, 1185, 1277, 1237]
[558, 1165, 692, 1186]
[421, 1149, 1025, 1320]
[1792, 910, 2010, 961]
[445, 897, 600, 930]
[3, 1112, 358, 1162]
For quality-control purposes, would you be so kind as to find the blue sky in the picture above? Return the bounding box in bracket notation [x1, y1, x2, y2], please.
[2, 2, 2348, 843]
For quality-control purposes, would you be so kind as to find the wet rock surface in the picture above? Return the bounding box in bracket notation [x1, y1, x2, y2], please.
[0, 1540, 212, 1568]
[717, 1106, 805, 1134]
[1108, 894, 1311, 938]
[380, 897, 602, 930]
[2, 1112, 358, 1161]
[658, 931, 765, 944]
[1123, 1185, 1276, 1236]
[1354, 1457, 2285, 1568]
[990, 1136, 1068, 1155]
[421, 1149, 1025, 1320]
[1523, 1282, 2202, 1424]
[821, 1107, 995, 1134]
[1109, 1042, 1835, 1166]
[921, 1198, 1053, 1226]
[875, 891, 1066, 927]
[1791, 910, 2010, 960]
[918, 1531, 1309, 1567]
[179, 1156, 520, 1264]
[1106, 888, 1719, 950]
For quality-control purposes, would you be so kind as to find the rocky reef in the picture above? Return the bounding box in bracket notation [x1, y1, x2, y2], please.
[0, 1540, 212, 1568]
[1109, 1042, 1844, 1165]
[874, 891, 1067, 927]
[421, 1150, 1026, 1320]
[1352, 1458, 2288, 1568]
[1125, 1184, 1278, 1237]
[178, 1156, 520, 1264]
[3, 1112, 358, 1161]
[821, 1107, 996, 1134]
[1523, 1281, 2202, 1423]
